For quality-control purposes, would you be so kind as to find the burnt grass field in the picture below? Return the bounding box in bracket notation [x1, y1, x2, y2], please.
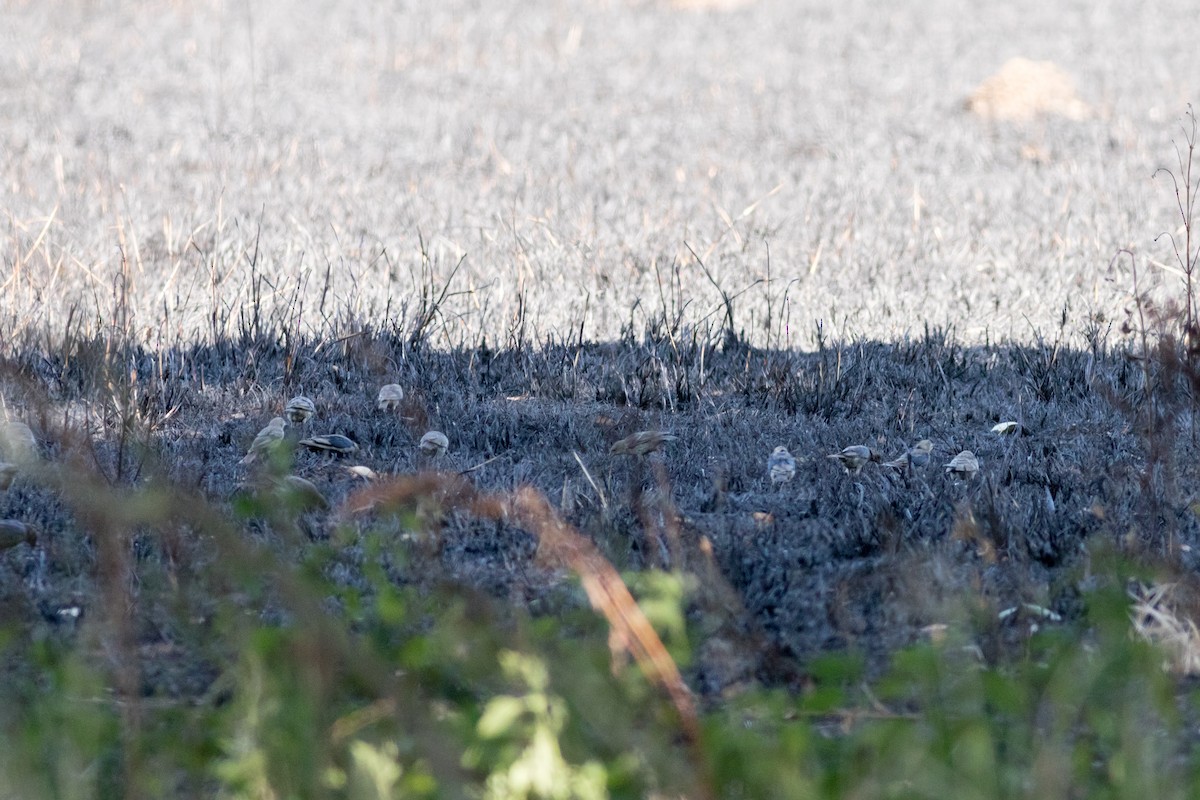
[3, 319, 1196, 701]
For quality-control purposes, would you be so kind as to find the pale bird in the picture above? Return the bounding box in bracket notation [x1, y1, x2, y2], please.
[767, 446, 797, 486]
[419, 430, 450, 457]
[827, 445, 879, 475]
[882, 439, 933, 471]
[0, 519, 36, 551]
[610, 430, 678, 457]
[943, 450, 980, 480]
[0, 421, 37, 464]
[241, 417, 287, 464]
[299, 434, 359, 455]
[285, 395, 316, 424]
[991, 421, 1020, 435]
[377, 384, 405, 412]
[346, 465, 378, 481]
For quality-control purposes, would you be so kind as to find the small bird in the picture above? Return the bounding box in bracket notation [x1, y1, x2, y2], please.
[275, 475, 329, 511]
[827, 445, 879, 475]
[345, 465, 378, 481]
[944, 450, 980, 480]
[991, 421, 1020, 435]
[241, 417, 287, 465]
[285, 395, 317, 424]
[882, 439, 934, 471]
[0, 421, 37, 464]
[38, 598, 83, 628]
[0, 462, 17, 491]
[0, 519, 36, 551]
[767, 446, 797, 486]
[377, 384, 405, 412]
[419, 430, 450, 457]
[610, 430, 678, 456]
[299, 434, 359, 455]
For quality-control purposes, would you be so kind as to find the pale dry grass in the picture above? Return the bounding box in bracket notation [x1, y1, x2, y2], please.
[1, 0, 1199, 349]
[1130, 583, 1200, 676]
[669, 0, 755, 10]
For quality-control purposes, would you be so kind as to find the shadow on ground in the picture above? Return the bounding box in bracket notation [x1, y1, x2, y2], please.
[1, 327, 1196, 697]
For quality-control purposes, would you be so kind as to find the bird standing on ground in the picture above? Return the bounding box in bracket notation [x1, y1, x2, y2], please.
[882, 439, 933, 471]
[767, 446, 797, 486]
[377, 384, 405, 412]
[0, 421, 37, 464]
[298, 434, 359, 455]
[610, 430, 678, 456]
[285, 396, 316, 424]
[241, 417, 287, 465]
[275, 475, 329, 511]
[828, 445, 879, 475]
[419, 430, 450, 457]
[944, 450, 980, 480]
[346, 465, 378, 481]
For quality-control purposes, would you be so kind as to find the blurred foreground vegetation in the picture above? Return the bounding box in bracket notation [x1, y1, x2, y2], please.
[0, 446, 1198, 799]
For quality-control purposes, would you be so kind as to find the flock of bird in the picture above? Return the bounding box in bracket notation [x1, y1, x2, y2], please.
[773, 440, 980, 485]
[234, 383, 452, 506]
[239, 404, 988, 505]
[249, 409, 987, 486]
[0, 384, 453, 537]
[0, 396, 1011, 550]
[239, 383, 452, 468]
[605, 426, 989, 488]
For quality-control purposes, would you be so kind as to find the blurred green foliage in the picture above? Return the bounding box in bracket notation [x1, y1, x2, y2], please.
[9, 287, 1200, 800]
[2, 470, 1199, 800]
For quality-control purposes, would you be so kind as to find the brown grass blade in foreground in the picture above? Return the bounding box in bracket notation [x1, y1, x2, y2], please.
[340, 471, 496, 519]
[339, 476, 712, 798]
[341, 476, 697, 729]
[507, 489, 705, 745]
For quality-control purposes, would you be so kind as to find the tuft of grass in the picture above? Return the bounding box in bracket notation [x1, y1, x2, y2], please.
[1130, 582, 1200, 676]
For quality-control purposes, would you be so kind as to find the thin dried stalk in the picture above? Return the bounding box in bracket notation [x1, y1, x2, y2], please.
[340, 477, 712, 798]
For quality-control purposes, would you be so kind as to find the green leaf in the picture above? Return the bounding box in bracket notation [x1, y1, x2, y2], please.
[477, 697, 527, 739]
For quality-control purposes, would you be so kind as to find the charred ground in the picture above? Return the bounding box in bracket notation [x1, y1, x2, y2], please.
[2, 322, 1192, 702]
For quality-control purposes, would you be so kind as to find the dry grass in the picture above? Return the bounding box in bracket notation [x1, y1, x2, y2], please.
[1, 0, 1195, 350]
[1130, 582, 1200, 676]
